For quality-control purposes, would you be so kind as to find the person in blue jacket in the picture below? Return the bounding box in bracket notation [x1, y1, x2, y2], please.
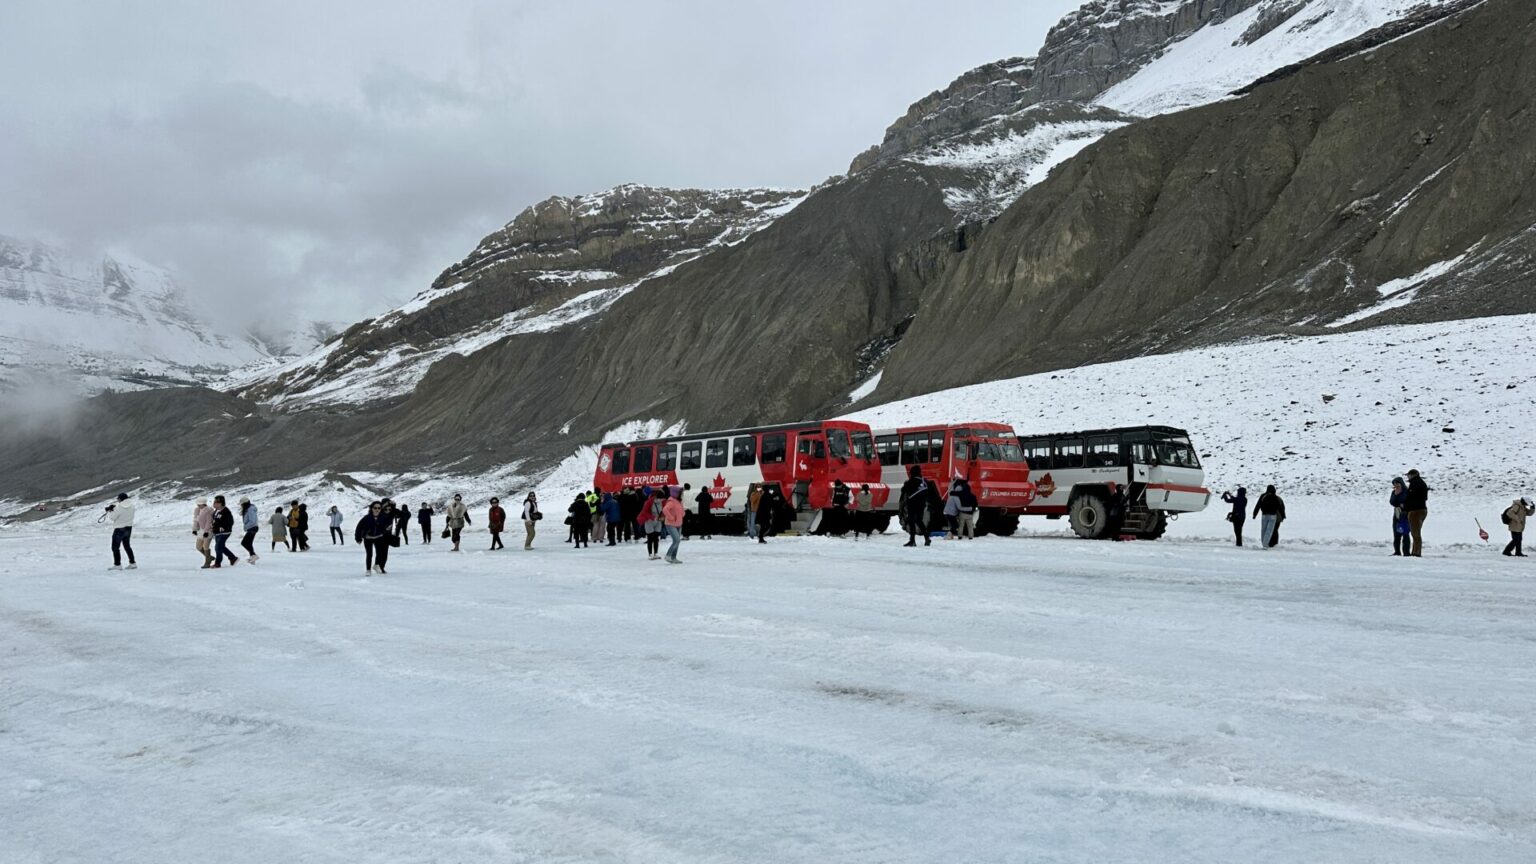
[1220, 487, 1247, 547]
[1389, 477, 1411, 556]
[600, 492, 622, 546]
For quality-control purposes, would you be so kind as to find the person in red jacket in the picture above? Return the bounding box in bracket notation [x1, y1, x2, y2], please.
[662, 493, 686, 563]
[487, 497, 506, 550]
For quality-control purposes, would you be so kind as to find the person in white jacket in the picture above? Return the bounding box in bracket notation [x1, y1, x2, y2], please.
[521, 492, 541, 550]
[106, 492, 137, 570]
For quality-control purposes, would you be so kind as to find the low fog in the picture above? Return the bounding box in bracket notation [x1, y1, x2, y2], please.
[0, 1, 1079, 335]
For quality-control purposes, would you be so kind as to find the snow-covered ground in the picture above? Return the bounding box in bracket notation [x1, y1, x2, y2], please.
[849, 314, 1534, 500]
[3, 523, 1533, 863]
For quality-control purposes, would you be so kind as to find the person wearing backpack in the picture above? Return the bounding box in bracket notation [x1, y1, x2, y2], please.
[521, 492, 541, 550]
[1503, 497, 1534, 557]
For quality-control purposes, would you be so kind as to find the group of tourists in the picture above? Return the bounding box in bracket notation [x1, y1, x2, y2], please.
[100, 464, 1532, 572]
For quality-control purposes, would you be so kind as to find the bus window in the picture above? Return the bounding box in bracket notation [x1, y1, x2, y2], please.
[976, 441, 1002, 461]
[928, 432, 944, 463]
[1154, 438, 1201, 468]
[876, 434, 899, 466]
[1019, 439, 1051, 470]
[798, 437, 826, 459]
[705, 439, 728, 468]
[633, 446, 654, 473]
[656, 444, 678, 471]
[732, 436, 756, 466]
[612, 448, 630, 474]
[999, 440, 1025, 462]
[900, 433, 925, 465]
[1054, 439, 1084, 469]
[761, 433, 786, 464]
[1086, 435, 1120, 467]
[827, 429, 850, 460]
[680, 442, 701, 471]
[851, 430, 874, 461]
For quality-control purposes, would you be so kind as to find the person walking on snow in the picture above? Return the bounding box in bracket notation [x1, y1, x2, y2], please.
[1404, 469, 1430, 557]
[521, 492, 541, 550]
[395, 503, 411, 545]
[328, 505, 345, 545]
[754, 486, 780, 544]
[644, 489, 666, 558]
[662, 490, 686, 563]
[239, 497, 260, 563]
[270, 506, 289, 551]
[901, 466, 935, 547]
[1221, 487, 1247, 547]
[854, 484, 874, 540]
[193, 498, 215, 568]
[355, 501, 393, 575]
[943, 484, 962, 539]
[106, 492, 137, 570]
[1253, 485, 1286, 549]
[1503, 497, 1534, 557]
[1388, 478, 1411, 556]
[295, 502, 312, 551]
[209, 495, 239, 568]
[444, 494, 470, 551]
[417, 502, 434, 544]
[488, 497, 506, 550]
[746, 484, 762, 540]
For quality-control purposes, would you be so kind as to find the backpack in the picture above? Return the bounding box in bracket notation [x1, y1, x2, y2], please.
[1503, 511, 1512, 525]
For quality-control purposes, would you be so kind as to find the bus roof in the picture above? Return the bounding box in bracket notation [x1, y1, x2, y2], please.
[599, 419, 865, 450]
[1014, 425, 1193, 441]
[870, 422, 1015, 436]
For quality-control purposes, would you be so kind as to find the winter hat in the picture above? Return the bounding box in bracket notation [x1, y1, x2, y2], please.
[1524, 497, 1534, 507]
[1407, 469, 1420, 478]
[1391, 476, 1404, 486]
[196, 497, 207, 506]
[116, 492, 129, 501]
[238, 496, 250, 504]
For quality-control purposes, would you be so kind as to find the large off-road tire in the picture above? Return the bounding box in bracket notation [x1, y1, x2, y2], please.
[874, 513, 893, 534]
[1138, 512, 1168, 540]
[989, 512, 1020, 537]
[1068, 493, 1110, 540]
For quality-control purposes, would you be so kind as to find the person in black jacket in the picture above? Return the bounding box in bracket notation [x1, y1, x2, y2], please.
[568, 493, 593, 548]
[692, 487, 714, 539]
[1221, 487, 1247, 547]
[396, 504, 412, 545]
[1252, 485, 1286, 548]
[1389, 478, 1411, 556]
[1404, 469, 1430, 557]
[755, 485, 780, 543]
[828, 480, 852, 536]
[210, 495, 240, 568]
[901, 466, 936, 547]
[295, 503, 311, 551]
[417, 502, 434, 544]
[355, 501, 393, 575]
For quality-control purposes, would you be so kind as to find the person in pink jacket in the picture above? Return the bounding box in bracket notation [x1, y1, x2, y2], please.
[661, 494, 685, 564]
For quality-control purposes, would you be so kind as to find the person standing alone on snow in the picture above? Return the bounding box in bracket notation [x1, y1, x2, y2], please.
[105, 492, 137, 570]
[901, 466, 935, 547]
[209, 495, 239, 568]
[395, 503, 411, 545]
[521, 492, 541, 550]
[693, 486, 714, 539]
[1503, 497, 1533, 557]
[1252, 485, 1286, 548]
[417, 502, 434, 544]
[1221, 487, 1247, 547]
[488, 497, 506, 550]
[328, 505, 345, 545]
[239, 497, 260, 563]
[1404, 469, 1430, 557]
[1389, 478, 1412, 556]
[193, 498, 214, 568]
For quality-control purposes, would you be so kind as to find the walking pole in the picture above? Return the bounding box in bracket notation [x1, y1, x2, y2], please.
[1474, 518, 1490, 544]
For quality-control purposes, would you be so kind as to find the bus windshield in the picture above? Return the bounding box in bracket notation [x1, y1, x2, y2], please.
[1148, 435, 1201, 468]
[850, 430, 874, 461]
[827, 429, 850, 460]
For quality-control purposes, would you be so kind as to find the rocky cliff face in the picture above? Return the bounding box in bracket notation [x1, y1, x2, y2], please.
[240, 184, 805, 407]
[878, 0, 1529, 400]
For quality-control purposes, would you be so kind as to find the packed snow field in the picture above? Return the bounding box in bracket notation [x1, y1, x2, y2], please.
[3, 522, 1533, 863]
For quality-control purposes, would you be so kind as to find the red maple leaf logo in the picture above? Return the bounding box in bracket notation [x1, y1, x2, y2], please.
[1036, 473, 1057, 498]
[712, 473, 727, 488]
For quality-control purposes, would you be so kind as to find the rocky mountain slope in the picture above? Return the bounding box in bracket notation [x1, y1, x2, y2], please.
[0, 0, 1519, 508]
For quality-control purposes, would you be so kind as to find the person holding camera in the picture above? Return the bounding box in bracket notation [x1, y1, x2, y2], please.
[521, 492, 541, 550]
[1221, 487, 1247, 547]
[104, 492, 137, 570]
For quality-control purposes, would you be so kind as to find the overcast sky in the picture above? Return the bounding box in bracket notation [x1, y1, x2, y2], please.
[0, 0, 1080, 332]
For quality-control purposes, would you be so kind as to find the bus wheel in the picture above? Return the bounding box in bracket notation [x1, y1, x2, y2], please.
[1068, 493, 1109, 540]
[990, 513, 1020, 537]
[874, 513, 892, 534]
[1139, 512, 1168, 540]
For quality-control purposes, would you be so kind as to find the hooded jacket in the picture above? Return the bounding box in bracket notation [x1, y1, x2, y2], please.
[1405, 475, 1430, 511]
[242, 504, 260, 532]
[1505, 499, 1533, 533]
[110, 499, 136, 529]
[355, 512, 392, 542]
[194, 504, 213, 535]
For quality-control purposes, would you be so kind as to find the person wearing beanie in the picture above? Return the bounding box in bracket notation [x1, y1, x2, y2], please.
[1221, 486, 1247, 547]
[1403, 469, 1430, 557]
[106, 492, 137, 570]
[193, 498, 214, 568]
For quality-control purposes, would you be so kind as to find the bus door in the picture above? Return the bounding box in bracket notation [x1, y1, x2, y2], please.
[951, 433, 976, 485]
[793, 432, 827, 510]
